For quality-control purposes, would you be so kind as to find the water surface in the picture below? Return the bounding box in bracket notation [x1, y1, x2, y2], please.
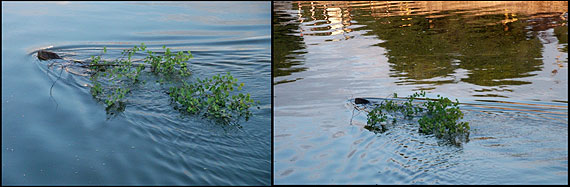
[274, 1, 567, 184]
[3, 2, 270, 185]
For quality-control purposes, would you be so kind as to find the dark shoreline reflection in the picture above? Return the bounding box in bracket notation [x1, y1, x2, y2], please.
[274, 1, 568, 88]
[273, 1, 308, 85]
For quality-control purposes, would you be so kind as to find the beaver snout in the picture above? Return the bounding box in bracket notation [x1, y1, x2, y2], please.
[37, 50, 62, 60]
[354, 98, 370, 104]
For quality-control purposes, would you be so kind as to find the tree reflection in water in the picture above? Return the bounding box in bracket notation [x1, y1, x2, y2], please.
[273, 1, 568, 87]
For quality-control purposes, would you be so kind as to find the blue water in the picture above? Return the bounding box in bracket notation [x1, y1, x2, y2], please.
[2, 2, 270, 185]
[274, 1, 567, 185]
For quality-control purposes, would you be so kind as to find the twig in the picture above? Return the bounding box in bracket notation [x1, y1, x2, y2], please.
[78, 62, 147, 68]
[49, 64, 66, 111]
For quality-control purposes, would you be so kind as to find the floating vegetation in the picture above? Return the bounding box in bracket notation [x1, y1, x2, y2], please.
[363, 91, 470, 145]
[81, 43, 257, 125]
[169, 72, 259, 125]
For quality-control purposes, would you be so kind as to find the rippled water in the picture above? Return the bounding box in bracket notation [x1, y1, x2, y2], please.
[2, 2, 270, 185]
[274, 1, 567, 184]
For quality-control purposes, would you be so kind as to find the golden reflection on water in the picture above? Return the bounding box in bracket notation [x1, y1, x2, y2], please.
[290, 1, 567, 36]
[295, 1, 567, 20]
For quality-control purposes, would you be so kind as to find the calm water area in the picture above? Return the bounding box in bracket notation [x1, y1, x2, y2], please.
[2, 2, 270, 185]
[274, 1, 567, 184]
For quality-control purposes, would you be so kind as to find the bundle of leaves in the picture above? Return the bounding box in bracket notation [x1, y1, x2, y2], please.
[169, 72, 259, 125]
[365, 91, 470, 145]
[86, 43, 257, 125]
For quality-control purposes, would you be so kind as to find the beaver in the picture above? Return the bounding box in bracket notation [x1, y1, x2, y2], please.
[354, 98, 370, 104]
[37, 50, 62, 60]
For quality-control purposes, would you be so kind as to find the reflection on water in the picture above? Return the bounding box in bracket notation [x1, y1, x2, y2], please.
[274, 1, 567, 89]
[273, 2, 308, 84]
[274, 1, 567, 185]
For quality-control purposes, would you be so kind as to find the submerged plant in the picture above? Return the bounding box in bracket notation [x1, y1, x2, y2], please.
[365, 91, 470, 145]
[85, 43, 257, 124]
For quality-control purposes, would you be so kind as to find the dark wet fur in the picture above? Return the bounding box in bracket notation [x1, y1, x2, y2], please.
[355, 98, 370, 104]
[37, 50, 62, 60]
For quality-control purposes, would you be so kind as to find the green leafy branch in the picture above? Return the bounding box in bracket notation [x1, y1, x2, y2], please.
[86, 43, 258, 124]
[365, 91, 470, 145]
[169, 72, 260, 125]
